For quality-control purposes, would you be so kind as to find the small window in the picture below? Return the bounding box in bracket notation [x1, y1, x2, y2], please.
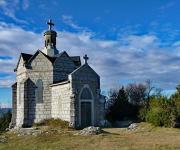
[80, 87, 92, 99]
[36, 79, 43, 103]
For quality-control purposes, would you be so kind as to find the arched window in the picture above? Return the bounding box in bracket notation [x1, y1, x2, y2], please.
[80, 87, 92, 99]
[36, 79, 43, 103]
[47, 39, 49, 43]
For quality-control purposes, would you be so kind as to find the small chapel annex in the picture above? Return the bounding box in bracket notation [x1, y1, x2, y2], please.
[11, 20, 105, 128]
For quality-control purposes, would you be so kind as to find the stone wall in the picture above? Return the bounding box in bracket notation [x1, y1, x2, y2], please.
[11, 83, 17, 128]
[51, 82, 72, 122]
[69, 64, 105, 128]
[27, 52, 53, 123]
[16, 79, 26, 127]
[16, 57, 28, 127]
[16, 57, 27, 75]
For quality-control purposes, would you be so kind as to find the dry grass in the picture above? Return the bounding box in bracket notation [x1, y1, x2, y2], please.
[33, 118, 69, 129]
[0, 123, 180, 150]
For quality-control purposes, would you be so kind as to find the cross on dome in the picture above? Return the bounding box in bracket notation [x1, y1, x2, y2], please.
[83, 54, 89, 64]
[47, 19, 54, 30]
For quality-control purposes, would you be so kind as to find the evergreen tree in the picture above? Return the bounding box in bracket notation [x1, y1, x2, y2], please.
[0, 110, 12, 131]
[106, 86, 129, 122]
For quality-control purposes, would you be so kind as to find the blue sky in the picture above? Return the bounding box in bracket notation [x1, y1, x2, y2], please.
[0, 0, 180, 107]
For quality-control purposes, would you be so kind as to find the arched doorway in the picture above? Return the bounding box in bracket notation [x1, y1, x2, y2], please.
[79, 85, 94, 127]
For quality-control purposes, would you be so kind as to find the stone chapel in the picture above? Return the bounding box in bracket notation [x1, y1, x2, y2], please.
[10, 20, 105, 128]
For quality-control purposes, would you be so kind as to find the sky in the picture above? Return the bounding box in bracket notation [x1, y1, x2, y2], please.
[1, 0, 180, 107]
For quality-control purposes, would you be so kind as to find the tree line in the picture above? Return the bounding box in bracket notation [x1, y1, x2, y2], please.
[105, 80, 180, 128]
[0, 106, 11, 132]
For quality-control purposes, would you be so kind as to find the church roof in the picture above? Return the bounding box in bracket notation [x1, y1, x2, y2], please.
[41, 51, 56, 63]
[11, 82, 17, 87]
[70, 56, 81, 67]
[50, 79, 70, 87]
[21, 53, 33, 62]
[55, 51, 68, 57]
[27, 50, 56, 64]
[21, 51, 60, 64]
[54, 51, 81, 67]
[44, 30, 57, 35]
[14, 53, 33, 71]
[14, 51, 81, 71]
[53, 79, 68, 84]
[70, 63, 100, 78]
[23, 51, 81, 66]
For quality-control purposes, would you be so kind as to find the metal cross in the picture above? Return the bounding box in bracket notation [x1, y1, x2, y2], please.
[83, 54, 89, 64]
[47, 19, 54, 30]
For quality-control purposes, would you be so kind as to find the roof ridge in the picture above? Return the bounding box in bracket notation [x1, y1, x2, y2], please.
[21, 52, 33, 55]
[70, 63, 99, 77]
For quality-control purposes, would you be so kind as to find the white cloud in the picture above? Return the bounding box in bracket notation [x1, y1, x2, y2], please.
[62, 15, 81, 30]
[62, 15, 89, 31]
[0, 0, 27, 24]
[0, 75, 15, 88]
[0, 0, 6, 6]
[0, 102, 11, 108]
[0, 22, 42, 56]
[57, 32, 180, 90]
[0, 21, 180, 91]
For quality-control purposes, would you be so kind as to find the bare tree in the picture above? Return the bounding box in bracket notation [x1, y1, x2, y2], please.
[145, 80, 155, 101]
[106, 88, 118, 108]
[125, 80, 160, 105]
[145, 80, 163, 99]
[126, 83, 147, 105]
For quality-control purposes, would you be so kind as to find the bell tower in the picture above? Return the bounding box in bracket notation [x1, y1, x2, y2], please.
[42, 19, 59, 56]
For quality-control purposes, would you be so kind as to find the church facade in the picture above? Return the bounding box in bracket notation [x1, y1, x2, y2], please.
[11, 20, 105, 128]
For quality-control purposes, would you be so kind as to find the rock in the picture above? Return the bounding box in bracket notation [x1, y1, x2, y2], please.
[128, 123, 138, 131]
[10, 128, 42, 136]
[5, 128, 10, 131]
[0, 136, 8, 143]
[75, 126, 102, 136]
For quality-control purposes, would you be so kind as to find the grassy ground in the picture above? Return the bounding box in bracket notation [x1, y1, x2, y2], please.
[0, 123, 180, 150]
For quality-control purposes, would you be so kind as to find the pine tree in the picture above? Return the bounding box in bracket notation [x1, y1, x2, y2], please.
[106, 86, 129, 122]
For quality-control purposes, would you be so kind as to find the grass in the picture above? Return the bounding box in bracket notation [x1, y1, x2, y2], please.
[0, 122, 180, 150]
[33, 118, 69, 129]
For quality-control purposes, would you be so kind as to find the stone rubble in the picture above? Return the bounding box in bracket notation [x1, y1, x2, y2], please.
[0, 135, 8, 143]
[10, 128, 42, 136]
[75, 126, 102, 136]
[127, 123, 138, 131]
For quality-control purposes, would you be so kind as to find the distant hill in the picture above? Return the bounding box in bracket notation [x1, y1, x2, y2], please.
[0, 108, 12, 117]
